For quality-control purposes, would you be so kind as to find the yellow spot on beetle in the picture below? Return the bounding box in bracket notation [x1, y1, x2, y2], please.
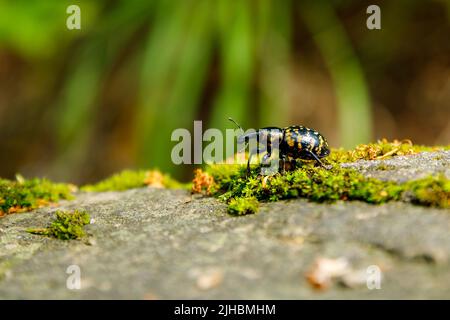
[288, 138, 295, 147]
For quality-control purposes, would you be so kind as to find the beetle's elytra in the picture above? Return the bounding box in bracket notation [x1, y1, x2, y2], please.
[229, 118, 330, 175]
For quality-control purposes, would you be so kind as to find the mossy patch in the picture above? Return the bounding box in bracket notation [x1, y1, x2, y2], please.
[27, 210, 90, 240]
[407, 175, 450, 208]
[81, 169, 188, 192]
[207, 163, 403, 203]
[328, 139, 449, 164]
[0, 175, 75, 217]
[194, 140, 450, 214]
[228, 197, 259, 216]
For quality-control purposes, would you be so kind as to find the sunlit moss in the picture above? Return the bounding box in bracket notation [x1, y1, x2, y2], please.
[27, 210, 90, 240]
[0, 175, 75, 216]
[227, 197, 259, 216]
[196, 141, 450, 214]
[81, 169, 188, 192]
[208, 163, 403, 203]
[327, 139, 449, 164]
[407, 175, 450, 209]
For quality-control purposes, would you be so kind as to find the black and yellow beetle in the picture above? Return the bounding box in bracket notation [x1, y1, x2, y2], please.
[229, 118, 330, 175]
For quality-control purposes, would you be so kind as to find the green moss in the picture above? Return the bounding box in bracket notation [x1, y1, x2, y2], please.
[203, 141, 450, 214]
[327, 139, 450, 164]
[407, 175, 450, 209]
[27, 210, 90, 240]
[81, 170, 147, 192]
[228, 197, 259, 216]
[0, 175, 74, 216]
[210, 163, 404, 206]
[81, 169, 188, 192]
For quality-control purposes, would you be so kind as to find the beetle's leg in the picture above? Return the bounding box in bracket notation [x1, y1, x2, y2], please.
[260, 134, 278, 170]
[289, 158, 297, 170]
[306, 150, 328, 169]
[247, 146, 271, 177]
[278, 153, 287, 174]
[261, 152, 272, 166]
[247, 151, 254, 176]
[247, 147, 259, 177]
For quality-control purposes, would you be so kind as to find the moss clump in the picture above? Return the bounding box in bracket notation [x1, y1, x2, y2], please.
[0, 175, 74, 216]
[27, 210, 90, 240]
[197, 140, 450, 214]
[81, 169, 187, 192]
[407, 175, 450, 209]
[328, 139, 449, 164]
[208, 163, 403, 205]
[228, 197, 259, 216]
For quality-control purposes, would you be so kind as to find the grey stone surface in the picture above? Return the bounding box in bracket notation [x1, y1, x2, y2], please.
[0, 151, 449, 299]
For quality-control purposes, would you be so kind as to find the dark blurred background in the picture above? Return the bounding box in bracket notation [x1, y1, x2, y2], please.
[0, 0, 449, 183]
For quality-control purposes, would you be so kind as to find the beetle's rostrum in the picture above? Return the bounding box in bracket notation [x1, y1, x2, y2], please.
[229, 118, 331, 175]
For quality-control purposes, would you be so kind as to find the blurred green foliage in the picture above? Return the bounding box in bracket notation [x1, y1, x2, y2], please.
[0, 0, 449, 182]
[0, 174, 73, 214]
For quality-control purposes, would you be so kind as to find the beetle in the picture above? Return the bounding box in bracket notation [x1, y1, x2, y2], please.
[228, 118, 330, 175]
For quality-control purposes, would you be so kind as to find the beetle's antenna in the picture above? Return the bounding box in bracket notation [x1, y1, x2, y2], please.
[228, 117, 248, 153]
[228, 117, 243, 130]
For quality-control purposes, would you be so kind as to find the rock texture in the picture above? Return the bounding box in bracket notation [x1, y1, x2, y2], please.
[0, 151, 449, 299]
[342, 150, 450, 182]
